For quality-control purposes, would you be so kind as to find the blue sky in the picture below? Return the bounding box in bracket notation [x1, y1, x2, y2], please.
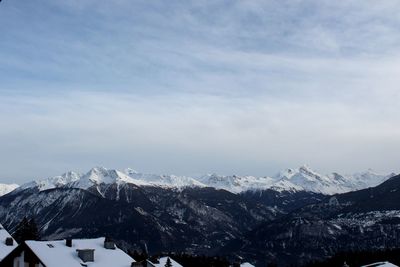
[1, 0, 400, 183]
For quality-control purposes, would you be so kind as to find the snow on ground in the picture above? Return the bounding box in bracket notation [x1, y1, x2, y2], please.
[0, 224, 17, 261]
[151, 257, 183, 267]
[361, 262, 398, 267]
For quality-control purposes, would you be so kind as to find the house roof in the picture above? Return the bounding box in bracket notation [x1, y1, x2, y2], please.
[25, 237, 134, 267]
[361, 262, 398, 267]
[0, 224, 17, 261]
[151, 257, 183, 267]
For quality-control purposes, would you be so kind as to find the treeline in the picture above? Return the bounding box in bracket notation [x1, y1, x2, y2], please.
[304, 248, 400, 267]
[12, 217, 40, 243]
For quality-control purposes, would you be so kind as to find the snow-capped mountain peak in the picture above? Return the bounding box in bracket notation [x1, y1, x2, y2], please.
[19, 171, 81, 191]
[71, 167, 153, 189]
[83, 167, 119, 184]
[275, 165, 351, 194]
[277, 165, 325, 181]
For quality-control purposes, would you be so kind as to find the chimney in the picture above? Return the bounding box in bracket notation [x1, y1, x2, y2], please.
[66, 239, 72, 247]
[77, 249, 95, 262]
[5, 237, 13, 246]
[104, 237, 115, 250]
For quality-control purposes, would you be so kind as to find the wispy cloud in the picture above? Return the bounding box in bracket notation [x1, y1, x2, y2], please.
[1, 91, 399, 182]
[0, 0, 400, 182]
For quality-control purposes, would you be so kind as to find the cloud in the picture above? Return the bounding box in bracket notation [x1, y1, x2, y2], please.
[0, 0, 400, 182]
[0, 90, 399, 183]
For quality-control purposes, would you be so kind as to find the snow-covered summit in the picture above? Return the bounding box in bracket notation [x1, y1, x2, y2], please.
[71, 167, 151, 189]
[0, 183, 19, 196]
[19, 171, 81, 191]
[274, 165, 351, 194]
[124, 168, 206, 188]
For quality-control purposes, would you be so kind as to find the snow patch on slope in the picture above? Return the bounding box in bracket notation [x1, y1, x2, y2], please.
[0, 183, 19, 196]
[197, 174, 275, 193]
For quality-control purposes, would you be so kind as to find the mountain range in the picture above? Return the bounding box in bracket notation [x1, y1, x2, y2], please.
[0, 165, 398, 267]
[1, 165, 394, 197]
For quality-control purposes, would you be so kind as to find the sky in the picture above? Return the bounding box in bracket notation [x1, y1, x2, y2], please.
[1, 0, 400, 183]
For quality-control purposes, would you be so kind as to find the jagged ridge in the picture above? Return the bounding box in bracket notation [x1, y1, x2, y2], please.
[14, 165, 395, 195]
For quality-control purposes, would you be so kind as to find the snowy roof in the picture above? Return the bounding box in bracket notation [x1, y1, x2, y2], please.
[241, 262, 255, 267]
[361, 262, 398, 267]
[151, 257, 183, 267]
[25, 237, 134, 267]
[0, 224, 17, 260]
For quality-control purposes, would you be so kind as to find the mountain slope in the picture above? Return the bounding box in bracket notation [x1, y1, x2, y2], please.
[223, 174, 400, 266]
[336, 174, 400, 211]
[0, 184, 279, 255]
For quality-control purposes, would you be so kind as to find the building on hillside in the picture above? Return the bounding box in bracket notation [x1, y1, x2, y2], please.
[0, 237, 134, 267]
[361, 262, 398, 267]
[132, 256, 183, 267]
[150, 257, 183, 267]
[0, 224, 17, 262]
[231, 261, 256, 267]
[229, 254, 255, 267]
